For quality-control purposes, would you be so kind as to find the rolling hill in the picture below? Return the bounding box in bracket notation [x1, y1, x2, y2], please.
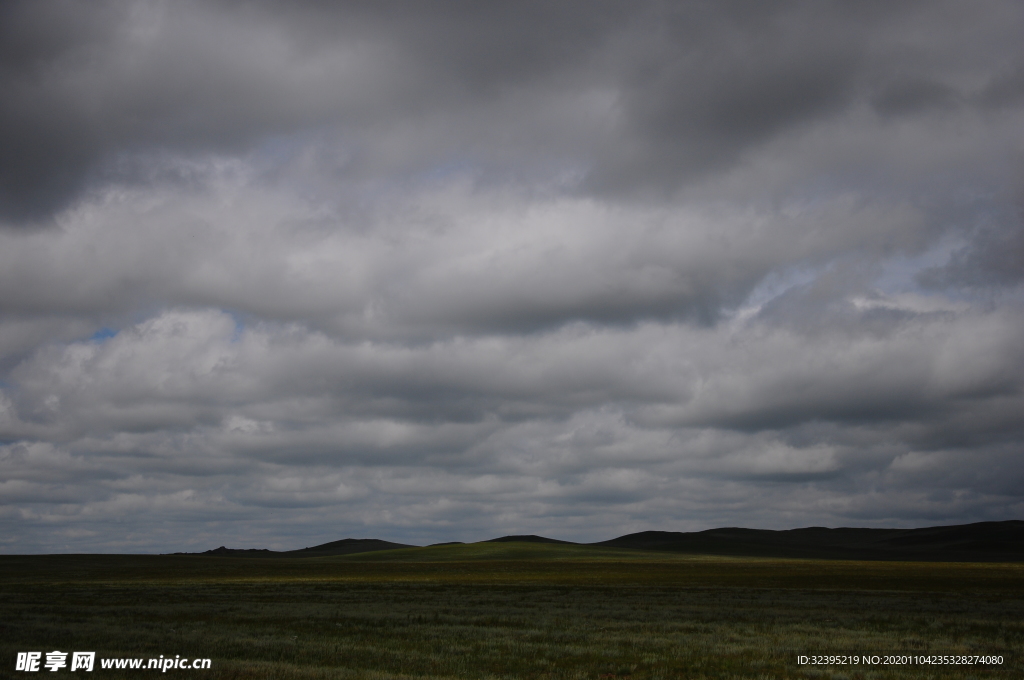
[592, 521, 1024, 562]
[182, 538, 413, 558]
[179, 521, 1024, 562]
[484, 534, 575, 544]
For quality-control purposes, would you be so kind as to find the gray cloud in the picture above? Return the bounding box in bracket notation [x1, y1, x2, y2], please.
[918, 206, 1024, 288]
[5, 1, 1022, 222]
[2, 0, 1024, 553]
[0, 0, 628, 223]
[870, 77, 962, 117]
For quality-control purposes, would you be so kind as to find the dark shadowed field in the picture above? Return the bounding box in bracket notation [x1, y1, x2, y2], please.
[2, 543, 1022, 680]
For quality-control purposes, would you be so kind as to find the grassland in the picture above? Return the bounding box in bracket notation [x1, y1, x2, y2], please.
[2, 542, 1021, 680]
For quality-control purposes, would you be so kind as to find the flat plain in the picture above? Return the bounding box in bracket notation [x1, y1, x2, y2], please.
[2, 543, 1022, 680]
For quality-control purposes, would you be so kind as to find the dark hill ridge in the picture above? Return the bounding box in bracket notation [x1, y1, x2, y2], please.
[592, 521, 1024, 562]
[180, 538, 412, 558]
[286, 538, 413, 557]
[178, 521, 1023, 562]
[485, 535, 576, 545]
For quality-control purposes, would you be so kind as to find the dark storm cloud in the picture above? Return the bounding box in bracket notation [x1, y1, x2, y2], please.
[0, 1, 121, 222]
[870, 77, 962, 117]
[980, 60, 1024, 109]
[6, 0, 1020, 223]
[2, 0, 1024, 553]
[0, 0, 627, 223]
[586, 2, 865, 194]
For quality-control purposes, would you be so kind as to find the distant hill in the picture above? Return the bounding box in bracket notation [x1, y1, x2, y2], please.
[181, 538, 413, 558]
[484, 535, 576, 545]
[591, 521, 1024, 562]
[178, 521, 1023, 562]
[284, 538, 414, 557]
[197, 547, 275, 557]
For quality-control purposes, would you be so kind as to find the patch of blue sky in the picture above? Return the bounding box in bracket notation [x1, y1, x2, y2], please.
[252, 128, 339, 165]
[249, 130, 367, 210]
[736, 265, 821, 313]
[874, 231, 970, 297]
[90, 327, 118, 342]
[421, 159, 477, 183]
[226, 311, 246, 343]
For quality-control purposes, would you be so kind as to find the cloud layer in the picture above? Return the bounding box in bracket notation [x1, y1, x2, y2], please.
[2, 0, 1023, 552]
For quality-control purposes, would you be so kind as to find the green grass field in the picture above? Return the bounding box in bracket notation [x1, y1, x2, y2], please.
[2, 542, 1021, 680]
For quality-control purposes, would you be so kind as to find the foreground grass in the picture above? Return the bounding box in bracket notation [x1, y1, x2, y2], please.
[1, 546, 1021, 679]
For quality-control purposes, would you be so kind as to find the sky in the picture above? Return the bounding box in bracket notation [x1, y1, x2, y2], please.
[1, 0, 1023, 553]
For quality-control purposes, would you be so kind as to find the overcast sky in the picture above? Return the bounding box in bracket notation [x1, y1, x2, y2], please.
[2, 0, 1023, 553]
